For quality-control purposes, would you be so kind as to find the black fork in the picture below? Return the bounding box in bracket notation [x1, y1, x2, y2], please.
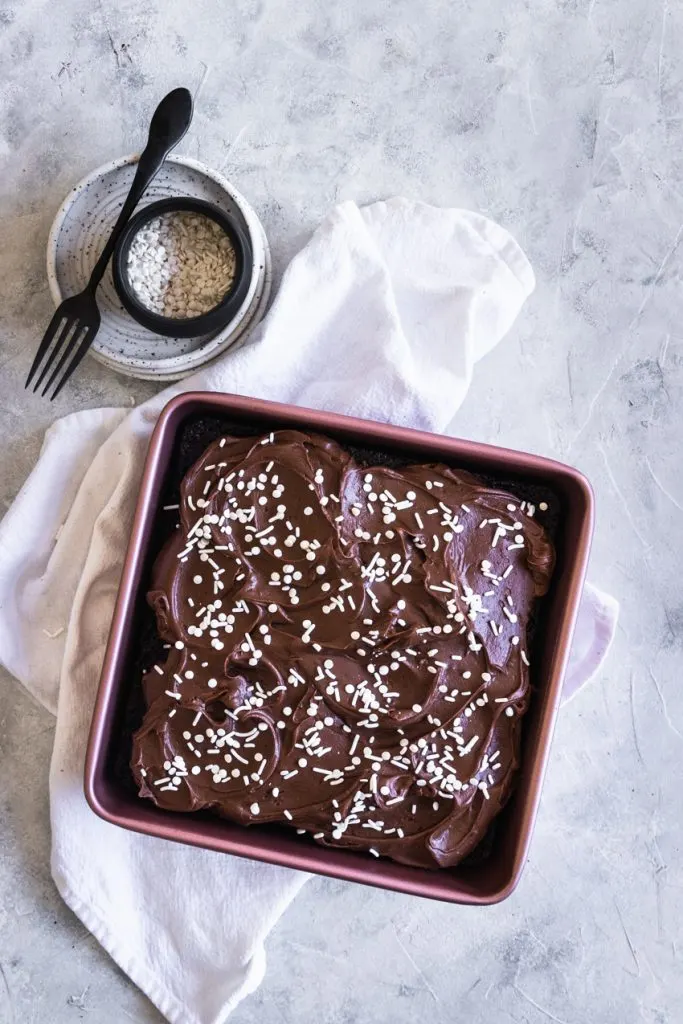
[26, 87, 194, 400]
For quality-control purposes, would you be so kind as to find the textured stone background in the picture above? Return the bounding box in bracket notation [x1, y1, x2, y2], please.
[1, 0, 682, 1021]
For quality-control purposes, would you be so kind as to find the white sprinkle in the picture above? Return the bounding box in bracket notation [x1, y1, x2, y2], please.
[459, 736, 479, 757]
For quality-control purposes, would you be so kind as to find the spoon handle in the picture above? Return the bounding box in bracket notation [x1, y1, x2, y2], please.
[88, 88, 194, 291]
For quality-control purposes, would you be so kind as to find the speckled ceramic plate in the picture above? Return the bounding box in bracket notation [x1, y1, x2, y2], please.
[47, 154, 271, 382]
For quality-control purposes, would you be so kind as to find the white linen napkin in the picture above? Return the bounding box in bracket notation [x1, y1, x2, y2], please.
[0, 198, 618, 1024]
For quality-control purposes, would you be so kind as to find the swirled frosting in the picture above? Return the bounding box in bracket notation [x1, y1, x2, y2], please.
[131, 430, 555, 869]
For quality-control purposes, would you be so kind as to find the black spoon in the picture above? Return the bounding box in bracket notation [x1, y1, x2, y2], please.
[26, 87, 194, 399]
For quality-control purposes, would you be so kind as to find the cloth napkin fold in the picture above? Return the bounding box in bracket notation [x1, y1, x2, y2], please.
[0, 198, 617, 1024]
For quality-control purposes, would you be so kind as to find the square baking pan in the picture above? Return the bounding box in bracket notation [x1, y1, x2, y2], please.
[85, 391, 593, 905]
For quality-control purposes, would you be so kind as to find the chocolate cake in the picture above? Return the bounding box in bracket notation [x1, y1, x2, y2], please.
[131, 429, 555, 869]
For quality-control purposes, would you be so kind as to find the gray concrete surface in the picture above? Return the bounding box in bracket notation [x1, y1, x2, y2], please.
[1, 0, 682, 1021]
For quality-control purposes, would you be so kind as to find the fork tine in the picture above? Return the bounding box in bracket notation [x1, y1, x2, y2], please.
[25, 309, 70, 389]
[40, 322, 87, 398]
[47, 324, 97, 401]
[32, 318, 80, 393]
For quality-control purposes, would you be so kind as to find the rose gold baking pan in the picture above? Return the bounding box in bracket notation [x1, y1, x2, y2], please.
[85, 392, 593, 905]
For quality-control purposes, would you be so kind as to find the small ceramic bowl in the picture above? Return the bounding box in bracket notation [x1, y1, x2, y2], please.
[113, 197, 253, 339]
[47, 154, 272, 382]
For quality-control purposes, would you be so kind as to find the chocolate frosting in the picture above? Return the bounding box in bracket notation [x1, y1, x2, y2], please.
[131, 430, 555, 869]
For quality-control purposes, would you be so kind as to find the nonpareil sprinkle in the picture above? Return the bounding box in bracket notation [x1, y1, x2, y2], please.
[127, 211, 237, 318]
